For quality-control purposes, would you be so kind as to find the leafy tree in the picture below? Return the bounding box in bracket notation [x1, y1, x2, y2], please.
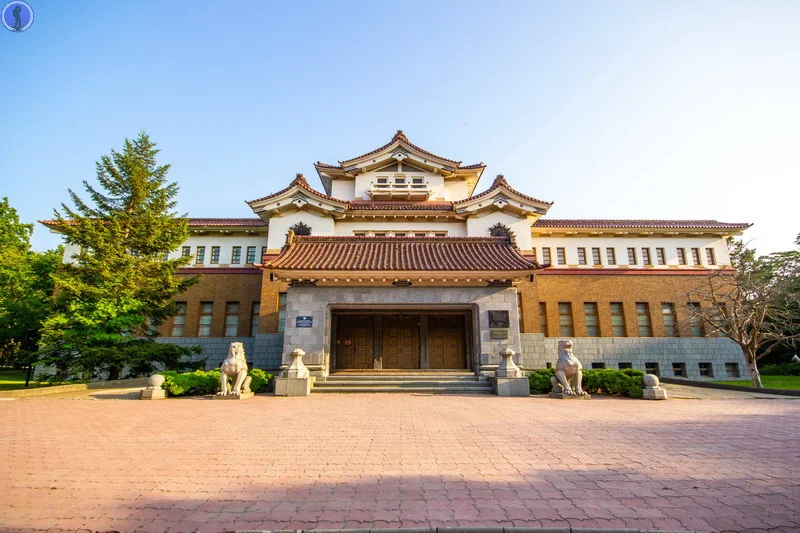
[686, 236, 800, 387]
[0, 197, 60, 367]
[38, 133, 199, 379]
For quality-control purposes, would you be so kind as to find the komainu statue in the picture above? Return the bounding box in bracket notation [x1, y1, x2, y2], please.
[218, 342, 252, 396]
[550, 339, 587, 396]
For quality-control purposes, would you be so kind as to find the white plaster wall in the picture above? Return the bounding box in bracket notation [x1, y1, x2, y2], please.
[331, 179, 355, 200]
[266, 209, 334, 250]
[354, 171, 444, 200]
[61, 243, 81, 264]
[466, 211, 534, 250]
[531, 235, 731, 268]
[334, 220, 467, 236]
[443, 179, 470, 201]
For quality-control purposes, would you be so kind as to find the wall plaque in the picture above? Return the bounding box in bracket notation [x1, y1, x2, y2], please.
[488, 310, 510, 328]
[296, 316, 313, 328]
[490, 329, 509, 340]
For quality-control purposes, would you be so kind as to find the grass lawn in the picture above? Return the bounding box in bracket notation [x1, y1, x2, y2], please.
[712, 375, 800, 390]
[0, 368, 51, 391]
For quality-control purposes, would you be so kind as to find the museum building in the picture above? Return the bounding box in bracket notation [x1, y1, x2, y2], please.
[45, 131, 753, 382]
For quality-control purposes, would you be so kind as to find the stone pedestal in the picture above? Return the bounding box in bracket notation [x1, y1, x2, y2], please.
[495, 347, 522, 378]
[549, 392, 591, 399]
[213, 391, 254, 400]
[494, 377, 530, 397]
[139, 374, 167, 400]
[643, 374, 668, 400]
[275, 377, 314, 396]
[275, 348, 314, 396]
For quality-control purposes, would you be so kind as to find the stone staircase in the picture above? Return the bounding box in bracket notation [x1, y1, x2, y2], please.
[313, 372, 493, 394]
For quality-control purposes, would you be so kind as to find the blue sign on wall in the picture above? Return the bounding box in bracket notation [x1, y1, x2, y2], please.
[296, 316, 313, 328]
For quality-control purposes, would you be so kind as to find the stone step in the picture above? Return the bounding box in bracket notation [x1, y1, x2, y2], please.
[313, 385, 494, 394]
[315, 380, 491, 388]
[326, 374, 482, 382]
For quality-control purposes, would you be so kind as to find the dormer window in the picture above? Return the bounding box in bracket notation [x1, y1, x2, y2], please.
[394, 177, 405, 184]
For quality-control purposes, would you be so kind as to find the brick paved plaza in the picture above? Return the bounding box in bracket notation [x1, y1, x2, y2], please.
[1, 394, 799, 533]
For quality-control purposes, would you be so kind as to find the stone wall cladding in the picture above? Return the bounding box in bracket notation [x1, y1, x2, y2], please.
[155, 334, 284, 371]
[519, 333, 749, 380]
[281, 285, 522, 375]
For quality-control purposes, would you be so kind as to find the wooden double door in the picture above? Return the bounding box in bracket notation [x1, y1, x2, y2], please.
[334, 312, 468, 370]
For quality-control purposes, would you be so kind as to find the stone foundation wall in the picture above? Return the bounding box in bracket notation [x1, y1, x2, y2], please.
[519, 333, 749, 380]
[156, 334, 284, 371]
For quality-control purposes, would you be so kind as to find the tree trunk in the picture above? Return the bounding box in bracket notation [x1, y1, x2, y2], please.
[107, 365, 121, 381]
[748, 351, 763, 388]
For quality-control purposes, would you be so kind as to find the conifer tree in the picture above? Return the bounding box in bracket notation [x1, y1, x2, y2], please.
[39, 133, 199, 379]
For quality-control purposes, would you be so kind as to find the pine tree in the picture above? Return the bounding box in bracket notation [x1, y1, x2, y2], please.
[38, 133, 199, 379]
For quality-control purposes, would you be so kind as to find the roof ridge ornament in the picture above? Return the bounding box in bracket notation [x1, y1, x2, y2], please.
[291, 173, 309, 187]
[393, 129, 409, 143]
[493, 174, 509, 187]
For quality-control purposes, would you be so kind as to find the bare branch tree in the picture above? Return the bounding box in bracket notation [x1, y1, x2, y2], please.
[684, 237, 800, 387]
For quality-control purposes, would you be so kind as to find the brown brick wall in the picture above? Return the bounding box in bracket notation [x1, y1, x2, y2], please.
[157, 269, 264, 338]
[259, 272, 290, 334]
[518, 272, 710, 338]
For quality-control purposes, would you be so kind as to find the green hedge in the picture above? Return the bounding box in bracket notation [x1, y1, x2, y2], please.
[159, 369, 273, 397]
[528, 367, 645, 398]
[760, 363, 800, 376]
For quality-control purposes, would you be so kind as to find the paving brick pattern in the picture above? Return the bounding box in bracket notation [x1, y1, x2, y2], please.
[1, 395, 798, 533]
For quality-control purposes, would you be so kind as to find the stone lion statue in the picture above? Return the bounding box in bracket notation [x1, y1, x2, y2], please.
[551, 339, 587, 396]
[218, 342, 252, 396]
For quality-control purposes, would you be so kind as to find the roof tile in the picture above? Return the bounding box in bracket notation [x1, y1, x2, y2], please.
[533, 219, 752, 230]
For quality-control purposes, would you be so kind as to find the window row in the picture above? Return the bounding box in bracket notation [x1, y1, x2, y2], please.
[180, 245, 266, 265]
[539, 301, 710, 337]
[534, 246, 717, 266]
[171, 295, 285, 337]
[547, 361, 740, 378]
[352, 230, 448, 237]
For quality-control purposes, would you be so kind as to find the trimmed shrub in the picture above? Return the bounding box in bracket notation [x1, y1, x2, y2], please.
[528, 367, 644, 398]
[760, 363, 800, 376]
[159, 369, 274, 397]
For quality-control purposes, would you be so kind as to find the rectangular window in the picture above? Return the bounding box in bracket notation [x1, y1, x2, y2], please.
[645, 362, 660, 376]
[556, 247, 566, 265]
[610, 302, 626, 337]
[182, 246, 191, 258]
[699, 362, 714, 377]
[538, 302, 548, 336]
[583, 302, 599, 337]
[196, 246, 205, 264]
[231, 246, 242, 264]
[261, 246, 267, 263]
[577, 248, 587, 265]
[171, 302, 186, 337]
[656, 248, 666, 265]
[691, 248, 701, 265]
[627, 247, 637, 265]
[618, 362, 633, 370]
[250, 302, 260, 336]
[377, 177, 387, 184]
[591, 362, 606, 369]
[677, 248, 687, 265]
[636, 302, 652, 337]
[211, 246, 220, 264]
[278, 293, 287, 333]
[606, 247, 616, 265]
[688, 302, 703, 337]
[542, 247, 551, 265]
[224, 302, 239, 337]
[198, 302, 213, 337]
[642, 248, 651, 265]
[246, 246, 256, 265]
[558, 302, 574, 336]
[705, 248, 716, 265]
[672, 362, 687, 377]
[592, 247, 601, 265]
[162, 251, 170, 262]
[725, 362, 740, 378]
[661, 303, 678, 337]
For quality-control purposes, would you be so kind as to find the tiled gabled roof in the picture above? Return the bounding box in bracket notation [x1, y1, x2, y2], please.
[246, 174, 347, 205]
[39, 218, 267, 228]
[338, 130, 462, 165]
[454, 174, 553, 206]
[262, 235, 539, 271]
[532, 219, 752, 230]
[348, 201, 454, 211]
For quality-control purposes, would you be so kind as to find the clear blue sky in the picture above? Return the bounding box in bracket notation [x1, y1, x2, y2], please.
[2, 0, 798, 254]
